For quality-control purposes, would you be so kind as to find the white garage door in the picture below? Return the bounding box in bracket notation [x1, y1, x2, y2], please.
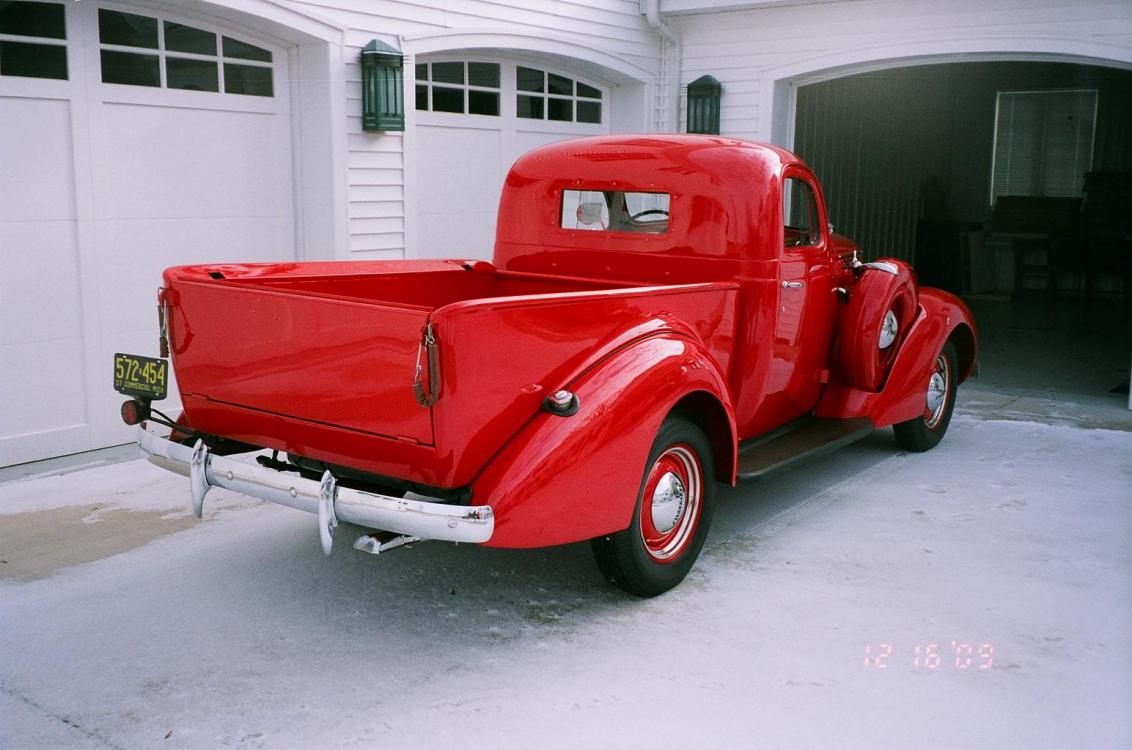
[1, 1, 294, 465]
[414, 56, 610, 259]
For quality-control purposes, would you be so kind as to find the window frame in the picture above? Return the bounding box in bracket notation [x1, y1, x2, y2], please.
[412, 56, 608, 134]
[95, 6, 276, 99]
[989, 88, 1099, 206]
[0, 0, 68, 82]
[415, 60, 501, 118]
[782, 175, 823, 250]
[559, 189, 670, 236]
[516, 64, 602, 125]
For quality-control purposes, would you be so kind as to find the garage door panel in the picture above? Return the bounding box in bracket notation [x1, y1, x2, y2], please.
[1, 3, 298, 465]
[0, 339, 87, 443]
[97, 103, 290, 220]
[0, 424, 93, 466]
[0, 88, 87, 464]
[417, 210, 497, 261]
[418, 126, 502, 215]
[508, 130, 593, 174]
[0, 221, 81, 348]
[413, 58, 610, 264]
[95, 216, 292, 339]
[0, 97, 74, 222]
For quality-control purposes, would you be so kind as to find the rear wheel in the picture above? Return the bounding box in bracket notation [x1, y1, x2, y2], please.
[893, 340, 958, 452]
[591, 416, 714, 597]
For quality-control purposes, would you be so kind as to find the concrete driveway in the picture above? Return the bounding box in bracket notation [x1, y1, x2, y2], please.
[2, 389, 1130, 749]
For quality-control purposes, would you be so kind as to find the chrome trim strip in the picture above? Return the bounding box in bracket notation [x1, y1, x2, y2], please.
[135, 424, 494, 549]
[864, 261, 900, 275]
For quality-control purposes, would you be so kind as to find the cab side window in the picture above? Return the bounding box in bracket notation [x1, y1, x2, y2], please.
[783, 178, 819, 248]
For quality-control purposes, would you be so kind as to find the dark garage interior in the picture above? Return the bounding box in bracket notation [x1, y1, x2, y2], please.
[793, 60, 1132, 410]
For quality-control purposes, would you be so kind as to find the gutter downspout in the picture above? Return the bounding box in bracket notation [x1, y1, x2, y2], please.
[643, 0, 682, 133]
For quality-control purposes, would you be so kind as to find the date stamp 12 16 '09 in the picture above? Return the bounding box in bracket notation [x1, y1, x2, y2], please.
[864, 642, 995, 671]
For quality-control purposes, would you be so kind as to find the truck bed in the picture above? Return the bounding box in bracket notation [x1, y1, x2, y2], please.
[164, 260, 738, 489]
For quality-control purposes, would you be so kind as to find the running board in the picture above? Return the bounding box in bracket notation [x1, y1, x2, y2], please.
[737, 417, 875, 480]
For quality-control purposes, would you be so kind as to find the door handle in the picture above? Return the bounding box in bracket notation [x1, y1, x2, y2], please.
[781, 280, 804, 289]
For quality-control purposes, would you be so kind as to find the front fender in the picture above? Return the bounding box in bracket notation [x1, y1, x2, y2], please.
[472, 333, 736, 549]
[817, 288, 977, 427]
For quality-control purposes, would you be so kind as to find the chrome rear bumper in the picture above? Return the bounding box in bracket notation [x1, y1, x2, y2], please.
[136, 424, 493, 554]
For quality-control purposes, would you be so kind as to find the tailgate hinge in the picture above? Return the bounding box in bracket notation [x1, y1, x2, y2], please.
[157, 287, 170, 358]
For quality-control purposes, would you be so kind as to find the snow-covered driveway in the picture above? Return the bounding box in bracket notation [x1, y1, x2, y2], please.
[2, 407, 1130, 749]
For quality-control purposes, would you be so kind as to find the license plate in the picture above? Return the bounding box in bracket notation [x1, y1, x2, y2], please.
[113, 353, 169, 400]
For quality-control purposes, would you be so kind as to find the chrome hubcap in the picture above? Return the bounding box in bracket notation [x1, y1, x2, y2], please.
[926, 373, 946, 413]
[924, 354, 950, 428]
[879, 309, 899, 349]
[640, 446, 702, 562]
[651, 471, 686, 534]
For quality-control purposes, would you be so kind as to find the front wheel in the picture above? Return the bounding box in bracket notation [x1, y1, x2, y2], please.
[591, 416, 715, 597]
[893, 340, 958, 452]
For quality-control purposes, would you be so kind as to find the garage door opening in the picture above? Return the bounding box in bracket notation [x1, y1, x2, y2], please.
[791, 60, 1132, 411]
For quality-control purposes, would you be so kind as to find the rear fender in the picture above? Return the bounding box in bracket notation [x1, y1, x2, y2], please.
[472, 334, 736, 549]
[817, 288, 977, 427]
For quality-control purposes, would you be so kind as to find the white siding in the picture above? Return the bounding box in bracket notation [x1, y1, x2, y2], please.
[288, 0, 662, 259]
[674, 0, 1132, 141]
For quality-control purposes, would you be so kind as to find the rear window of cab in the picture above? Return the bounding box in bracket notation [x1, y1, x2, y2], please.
[560, 189, 670, 235]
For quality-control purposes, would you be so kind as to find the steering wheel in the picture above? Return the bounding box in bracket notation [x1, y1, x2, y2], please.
[630, 209, 669, 221]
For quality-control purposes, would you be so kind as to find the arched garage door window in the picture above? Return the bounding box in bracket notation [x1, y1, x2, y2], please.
[414, 58, 605, 127]
[96, 7, 274, 96]
[516, 65, 602, 124]
[415, 60, 500, 116]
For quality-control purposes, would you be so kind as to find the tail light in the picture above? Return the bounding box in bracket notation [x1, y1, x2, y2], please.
[121, 399, 150, 425]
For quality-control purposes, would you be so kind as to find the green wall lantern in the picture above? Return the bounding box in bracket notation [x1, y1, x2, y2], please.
[361, 39, 405, 132]
[686, 75, 722, 135]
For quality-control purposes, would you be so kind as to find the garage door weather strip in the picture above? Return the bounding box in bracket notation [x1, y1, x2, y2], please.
[136, 423, 494, 555]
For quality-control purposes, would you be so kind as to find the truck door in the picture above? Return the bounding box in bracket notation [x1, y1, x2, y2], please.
[775, 170, 837, 416]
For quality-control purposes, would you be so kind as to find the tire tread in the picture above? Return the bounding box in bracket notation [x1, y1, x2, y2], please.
[590, 416, 714, 597]
[893, 340, 958, 452]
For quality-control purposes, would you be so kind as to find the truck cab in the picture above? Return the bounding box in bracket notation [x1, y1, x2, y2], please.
[495, 136, 862, 435]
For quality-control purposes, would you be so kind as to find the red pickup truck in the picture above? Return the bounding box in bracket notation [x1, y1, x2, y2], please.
[118, 135, 976, 596]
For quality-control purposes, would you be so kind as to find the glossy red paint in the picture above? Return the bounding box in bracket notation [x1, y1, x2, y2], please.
[165, 258, 739, 489]
[817, 288, 977, 426]
[154, 134, 976, 551]
[836, 260, 919, 392]
[494, 136, 863, 438]
[471, 333, 735, 548]
[496, 136, 795, 268]
[430, 281, 739, 486]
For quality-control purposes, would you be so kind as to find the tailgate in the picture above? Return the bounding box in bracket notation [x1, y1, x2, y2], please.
[168, 279, 433, 445]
